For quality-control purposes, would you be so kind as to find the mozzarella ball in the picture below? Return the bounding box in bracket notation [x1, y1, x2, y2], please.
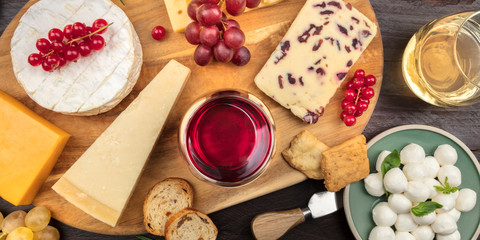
[376, 150, 392, 172]
[411, 225, 435, 240]
[423, 156, 440, 179]
[423, 178, 441, 199]
[388, 194, 412, 214]
[369, 226, 395, 240]
[372, 202, 397, 227]
[446, 208, 461, 222]
[365, 173, 385, 197]
[395, 231, 415, 240]
[455, 188, 477, 212]
[437, 165, 461, 187]
[411, 211, 436, 225]
[434, 144, 457, 166]
[431, 213, 457, 235]
[395, 213, 418, 232]
[400, 143, 425, 164]
[433, 193, 456, 213]
[403, 162, 425, 181]
[384, 168, 408, 194]
[404, 181, 430, 203]
[436, 230, 461, 240]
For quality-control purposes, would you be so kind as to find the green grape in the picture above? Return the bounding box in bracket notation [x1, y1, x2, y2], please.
[32, 226, 59, 240]
[24, 207, 50, 232]
[6, 227, 33, 240]
[1, 211, 26, 234]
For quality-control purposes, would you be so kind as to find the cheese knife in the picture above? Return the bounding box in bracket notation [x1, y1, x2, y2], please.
[251, 191, 342, 240]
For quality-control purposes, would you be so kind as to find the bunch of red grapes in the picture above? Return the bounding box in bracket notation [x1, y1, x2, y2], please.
[185, 0, 261, 66]
[340, 69, 376, 126]
[28, 19, 110, 72]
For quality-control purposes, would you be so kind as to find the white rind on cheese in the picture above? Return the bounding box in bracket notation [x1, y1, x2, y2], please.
[254, 0, 377, 124]
[52, 60, 191, 227]
[10, 0, 143, 116]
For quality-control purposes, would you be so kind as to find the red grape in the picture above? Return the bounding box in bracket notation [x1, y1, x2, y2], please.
[343, 115, 356, 126]
[352, 77, 364, 89]
[63, 24, 73, 40]
[354, 69, 365, 78]
[201, 0, 220, 3]
[48, 28, 64, 42]
[64, 46, 80, 61]
[152, 26, 167, 40]
[187, 0, 203, 21]
[92, 18, 108, 34]
[364, 74, 376, 86]
[226, 0, 246, 16]
[36, 38, 51, 53]
[194, 44, 213, 66]
[51, 41, 65, 53]
[72, 22, 86, 37]
[78, 42, 92, 56]
[185, 22, 202, 45]
[196, 3, 222, 26]
[344, 89, 356, 101]
[91, 35, 105, 50]
[213, 40, 234, 62]
[224, 19, 240, 30]
[246, 0, 261, 8]
[199, 25, 220, 47]
[223, 27, 245, 49]
[28, 53, 42, 66]
[232, 46, 250, 66]
[360, 87, 375, 100]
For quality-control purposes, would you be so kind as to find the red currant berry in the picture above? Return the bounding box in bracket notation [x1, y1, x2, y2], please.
[45, 54, 60, 70]
[64, 46, 80, 62]
[341, 99, 351, 109]
[360, 87, 375, 100]
[354, 69, 365, 78]
[364, 74, 376, 87]
[36, 38, 51, 53]
[48, 28, 64, 42]
[79, 42, 92, 57]
[344, 89, 356, 101]
[57, 53, 66, 67]
[358, 98, 370, 106]
[357, 101, 369, 112]
[92, 19, 108, 34]
[346, 80, 355, 90]
[91, 35, 105, 50]
[340, 111, 348, 120]
[42, 60, 53, 72]
[72, 22, 86, 37]
[344, 103, 357, 115]
[51, 41, 65, 53]
[343, 115, 356, 126]
[85, 26, 93, 35]
[63, 24, 73, 40]
[152, 26, 167, 40]
[354, 110, 363, 117]
[352, 77, 364, 89]
[28, 53, 42, 66]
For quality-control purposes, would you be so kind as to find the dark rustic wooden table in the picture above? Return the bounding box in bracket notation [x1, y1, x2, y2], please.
[1, 0, 480, 239]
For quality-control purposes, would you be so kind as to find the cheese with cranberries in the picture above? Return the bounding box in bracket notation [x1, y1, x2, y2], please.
[10, 0, 142, 115]
[254, 0, 376, 123]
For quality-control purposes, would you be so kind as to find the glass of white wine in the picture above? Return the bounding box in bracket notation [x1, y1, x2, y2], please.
[402, 11, 480, 107]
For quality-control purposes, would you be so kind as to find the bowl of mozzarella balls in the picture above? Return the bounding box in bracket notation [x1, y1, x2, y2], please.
[344, 125, 480, 240]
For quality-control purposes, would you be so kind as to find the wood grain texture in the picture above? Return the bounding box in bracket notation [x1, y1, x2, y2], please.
[251, 208, 305, 240]
[2, 1, 480, 240]
[0, 0, 382, 235]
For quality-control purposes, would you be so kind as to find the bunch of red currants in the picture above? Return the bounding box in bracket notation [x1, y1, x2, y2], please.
[28, 19, 110, 72]
[340, 69, 376, 126]
[185, 0, 261, 66]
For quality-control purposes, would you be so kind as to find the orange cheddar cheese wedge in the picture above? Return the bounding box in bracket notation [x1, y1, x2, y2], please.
[0, 91, 70, 206]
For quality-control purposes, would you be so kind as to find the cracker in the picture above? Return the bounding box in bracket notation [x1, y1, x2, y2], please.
[282, 130, 329, 179]
[320, 135, 369, 192]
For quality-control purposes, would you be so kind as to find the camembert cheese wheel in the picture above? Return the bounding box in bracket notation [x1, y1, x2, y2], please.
[10, 0, 143, 115]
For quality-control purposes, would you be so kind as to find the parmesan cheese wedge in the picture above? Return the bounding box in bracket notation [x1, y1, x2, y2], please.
[52, 60, 191, 227]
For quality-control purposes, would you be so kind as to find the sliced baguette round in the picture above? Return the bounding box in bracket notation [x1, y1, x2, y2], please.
[143, 178, 194, 236]
[165, 208, 218, 240]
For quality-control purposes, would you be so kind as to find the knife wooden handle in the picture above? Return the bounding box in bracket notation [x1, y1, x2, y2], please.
[251, 208, 305, 240]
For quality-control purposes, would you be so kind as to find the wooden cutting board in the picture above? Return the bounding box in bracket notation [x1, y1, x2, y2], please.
[0, 0, 383, 235]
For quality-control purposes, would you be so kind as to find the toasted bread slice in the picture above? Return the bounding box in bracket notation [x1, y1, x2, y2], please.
[282, 130, 329, 179]
[165, 208, 218, 240]
[320, 135, 369, 192]
[143, 178, 194, 236]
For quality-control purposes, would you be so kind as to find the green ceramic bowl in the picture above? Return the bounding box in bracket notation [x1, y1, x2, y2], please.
[344, 125, 480, 239]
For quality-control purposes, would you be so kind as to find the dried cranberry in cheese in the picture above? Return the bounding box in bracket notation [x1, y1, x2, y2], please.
[254, 0, 377, 124]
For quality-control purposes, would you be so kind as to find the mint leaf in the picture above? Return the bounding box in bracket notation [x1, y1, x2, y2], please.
[411, 201, 443, 217]
[136, 236, 154, 240]
[381, 149, 401, 178]
[435, 177, 459, 194]
[120, 0, 125, 5]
